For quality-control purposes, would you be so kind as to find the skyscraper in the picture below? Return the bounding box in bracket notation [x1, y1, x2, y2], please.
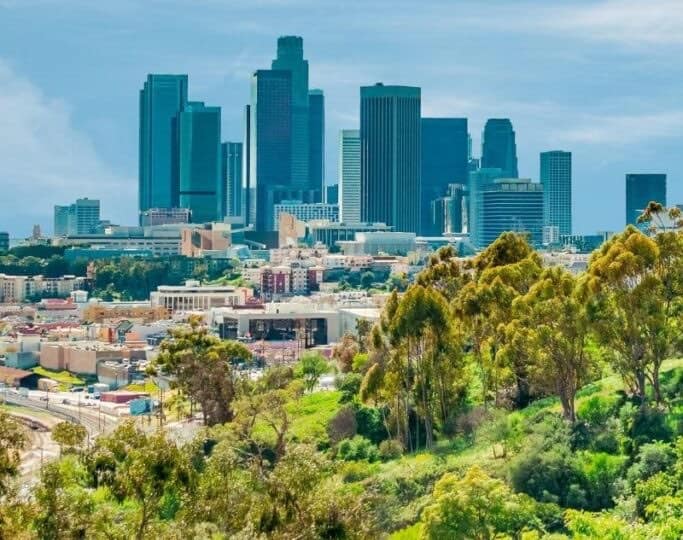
[625, 173, 667, 226]
[421, 118, 469, 235]
[540, 150, 572, 235]
[467, 167, 503, 247]
[360, 84, 421, 233]
[478, 179, 543, 248]
[481, 119, 518, 178]
[242, 104, 254, 225]
[178, 102, 222, 223]
[272, 36, 309, 190]
[139, 74, 188, 215]
[53, 205, 70, 236]
[339, 129, 361, 224]
[250, 69, 292, 231]
[308, 89, 325, 200]
[222, 142, 242, 217]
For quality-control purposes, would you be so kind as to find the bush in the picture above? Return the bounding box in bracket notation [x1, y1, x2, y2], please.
[620, 403, 673, 453]
[578, 395, 622, 427]
[328, 405, 357, 444]
[355, 405, 387, 445]
[339, 460, 377, 483]
[335, 373, 362, 403]
[626, 441, 675, 487]
[337, 436, 379, 462]
[378, 439, 403, 461]
[576, 451, 628, 510]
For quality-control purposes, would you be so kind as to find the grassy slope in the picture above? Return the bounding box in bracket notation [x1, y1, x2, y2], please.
[384, 358, 683, 539]
[31, 367, 86, 389]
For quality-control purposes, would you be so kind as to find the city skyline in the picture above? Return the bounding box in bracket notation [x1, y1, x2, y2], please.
[1, 1, 682, 236]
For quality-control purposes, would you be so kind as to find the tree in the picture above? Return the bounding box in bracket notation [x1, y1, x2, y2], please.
[332, 333, 359, 373]
[52, 422, 87, 454]
[420, 466, 540, 539]
[509, 267, 595, 422]
[0, 411, 27, 497]
[294, 352, 329, 393]
[153, 318, 252, 426]
[360, 271, 375, 290]
[586, 226, 683, 403]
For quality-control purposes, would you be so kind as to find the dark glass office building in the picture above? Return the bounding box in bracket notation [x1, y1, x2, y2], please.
[139, 74, 188, 215]
[178, 102, 223, 223]
[222, 142, 242, 218]
[308, 89, 325, 201]
[421, 118, 469, 235]
[479, 179, 543, 248]
[540, 150, 572, 235]
[250, 70, 292, 231]
[360, 84, 421, 234]
[625, 173, 666, 226]
[481, 119, 518, 178]
[272, 36, 309, 191]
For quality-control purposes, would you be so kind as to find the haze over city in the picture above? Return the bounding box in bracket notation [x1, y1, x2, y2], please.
[1, 0, 681, 236]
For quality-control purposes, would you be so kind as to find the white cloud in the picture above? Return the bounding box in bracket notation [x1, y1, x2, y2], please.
[0, 59, 134, 235]
[554, 110, 683, 145]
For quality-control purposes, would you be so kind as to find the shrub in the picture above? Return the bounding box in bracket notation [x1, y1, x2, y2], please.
[578, 395, 622, 427]
[620, 403, 673, 453]
[576, 451, 628, 510]
[355, 405, 387, 445]
[327, 405, 357, 444]
[337, 436, 379, 462]
[378, 439, 403, 461]
[335, 373, 362, 403]
[339, 461, 377, 483]
[626, 441, 675, 487]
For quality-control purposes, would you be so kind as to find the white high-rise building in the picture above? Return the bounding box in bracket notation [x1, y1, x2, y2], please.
[339, 129, 361, 224]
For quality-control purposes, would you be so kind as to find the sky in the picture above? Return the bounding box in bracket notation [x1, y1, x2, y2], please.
[0, 0, 681, 237]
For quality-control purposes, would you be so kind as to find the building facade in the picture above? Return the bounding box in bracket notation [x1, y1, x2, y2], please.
[360, 84, 421, 233]
[421, 118, 469, 235]
[339, 129, 361, 224]
[178, 102, 223, 223]
[468, 168, 503, 246]
[54, 198, 100, 236]
[481, 119, 518, 178]
[308, 89, 325, 200]
[139, 74, 188, 214]
[625, 173, 667, 226]
[478, 178, 543, 248]
[540, 150, 572, 235]
[139, 208, 190, 226]
[273, 202, 339, 229]
[222, 142, 243, 218]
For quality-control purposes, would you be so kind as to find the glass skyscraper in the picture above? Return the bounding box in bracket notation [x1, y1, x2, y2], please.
[308, 89, 325, 200]
[222, 142, 242, 217]
[421, 118, 469, 235]
[339, 129, 361, 224]
[468, 167, 503, 247]
[540, 150, 572, 235]
[360, 84, 421, 233]
[625, 173, 667, 226]
[178, 102, 222, 223]
[54, 198, 101, 236]
[481, 119, 518, 178]
[250, 69, 292, 231]
[139, 74, 188, 215]
[478, 179, 543, 248]
[272, 36, 309, 191]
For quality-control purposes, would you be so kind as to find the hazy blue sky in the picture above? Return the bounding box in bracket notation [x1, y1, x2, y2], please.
[0, 0, 681, 236]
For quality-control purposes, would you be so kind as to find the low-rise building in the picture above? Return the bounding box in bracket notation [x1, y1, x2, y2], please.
[150, 281, 250, 312]
[0, 274, 86, 303]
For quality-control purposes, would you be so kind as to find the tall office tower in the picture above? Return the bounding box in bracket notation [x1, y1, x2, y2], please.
[431, 184, 466, 236]
[139, 74, 188, 215]
[467, 167, 503, 246]
[326, 184, 339, 204]
[308, 89, 325, 200]
[478, 179, 543, 248]
[250, 70, 292, 231]
[272, 36, 309, 191]
[339, 129, 361, 223]
[540, 150, 572, 235]
[481, 119, 518, 178]
[53, 205, 70, 236]
[222, 142, 243, 217]
[178, 102, 222, 223]
[55, 198, 100, 235]
[360, 84, 421, 233]
[0, 232, 8, 252]
[421, 118, 469, 235]
[242, 104, 254, 225]
[625, 173, 667, 226]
